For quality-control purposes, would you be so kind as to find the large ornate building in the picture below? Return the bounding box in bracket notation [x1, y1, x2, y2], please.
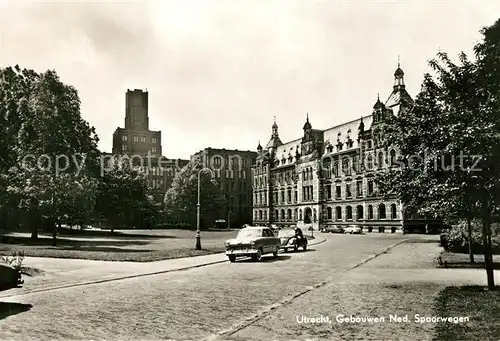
[111, 89, 189, 201]
[252, 64, 434, 233]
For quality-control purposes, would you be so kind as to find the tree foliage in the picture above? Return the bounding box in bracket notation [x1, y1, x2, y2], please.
[377, 18, 500, 289]
[164, 162, 226, 229]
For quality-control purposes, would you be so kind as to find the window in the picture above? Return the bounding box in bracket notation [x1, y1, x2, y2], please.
[352, 156, 359, 173]
[280, 209, 285, 220]
[134, 135, 139, 142]
[294, 209, 298, 220]
[346, 183, 352, 198]
[379, 204, 386, 219]
[368, 205, 373, 219]
[152, 138, 157, 144]
[122, 135, 128, 141]
[335, 207, 342, 220]
[346, 140, 354, 148]
[141, 136, 146, 143]
[378, 152, 384, 168]
[356, 205, 364, 220]
[294, 190, 298, 202]
[281, 191, 285, 203]
[346, 206, 353, 220]
[326, 207, 332, 220]
[390, 149, 397, 166]
[367, 140, 372, 149]
[333, 163, 339, 177]
[391, 204, 397, 219]
[287, 209, 292, 220]
[213, 156, 222, 167]
[335, 185, 341, 199]
[342, 158, 350, 176]
[367, 154, 373, 170]
[356, 180, 363, 197]
[287, 189, 292, 203]
[326, 185, 332, 200]
[274, 210, 279, 220]
[122, 144, 127, 151]
[368, 180, 374, 195]
[152, 147, 157, 153]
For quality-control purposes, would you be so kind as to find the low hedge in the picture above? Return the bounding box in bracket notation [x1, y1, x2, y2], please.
[440, 221, 500, 254]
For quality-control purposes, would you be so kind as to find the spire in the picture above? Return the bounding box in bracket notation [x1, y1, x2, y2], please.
[257, 140, 262, 151]
[271, 117, 279, 137]
[394, 56, 405, 90]
[358, 116, 365, 140]
[303, 113, 312, 130]
[373, 93, 384, 109]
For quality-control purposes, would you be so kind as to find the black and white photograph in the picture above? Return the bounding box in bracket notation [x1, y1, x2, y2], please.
[1, 0, 500, 340]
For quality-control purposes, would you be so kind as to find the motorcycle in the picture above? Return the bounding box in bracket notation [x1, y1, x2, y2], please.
[281, 235, 308, 252]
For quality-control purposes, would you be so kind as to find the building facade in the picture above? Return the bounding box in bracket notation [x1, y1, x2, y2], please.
[191, 148, 258, 227]
[111, 89, 189, 201]
[252, 65, 435, 233]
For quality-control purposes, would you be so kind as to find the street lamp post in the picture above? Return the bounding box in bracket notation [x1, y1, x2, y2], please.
[196, 167, 215, 250]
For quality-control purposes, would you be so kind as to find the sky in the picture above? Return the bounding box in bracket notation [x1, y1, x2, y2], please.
[1, 0, 499, 159]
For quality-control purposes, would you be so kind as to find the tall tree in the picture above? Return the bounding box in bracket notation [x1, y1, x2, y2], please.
[164, 162, 226, 229]
[94, 155, 153, 232]
[0, 67, 100, 238]
[377, 19, 500, 289]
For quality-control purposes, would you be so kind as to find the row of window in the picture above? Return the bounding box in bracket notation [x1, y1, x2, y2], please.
[325, 179, 374, 199]
[148, 179, 164, 189]
[121, 144, 157, 153]
[253, 203, 398, 222]
[122, 135, 157, 144]
[325, 204, 397, 220]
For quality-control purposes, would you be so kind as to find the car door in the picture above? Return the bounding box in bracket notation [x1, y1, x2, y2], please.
[262, 228, 274, 252]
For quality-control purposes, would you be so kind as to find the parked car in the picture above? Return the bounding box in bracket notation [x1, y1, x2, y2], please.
[344, 225, 363, 234]
[320, 225, 344, 233]
[224, 226, 281, 262]
[278, 228, 307, 252]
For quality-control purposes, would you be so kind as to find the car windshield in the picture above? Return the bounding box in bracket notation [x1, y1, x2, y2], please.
[278, 229, 295, 237]
[237, 229, 262, 239]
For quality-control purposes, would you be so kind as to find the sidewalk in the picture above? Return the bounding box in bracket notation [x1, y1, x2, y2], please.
[1, 237, 326, 298]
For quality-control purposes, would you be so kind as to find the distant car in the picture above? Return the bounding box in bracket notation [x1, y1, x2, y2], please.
[321, 226, 344, 233]
[278, 228, 307, 252]
[344, 225, 362, 234]
[224, 226, 281, 262]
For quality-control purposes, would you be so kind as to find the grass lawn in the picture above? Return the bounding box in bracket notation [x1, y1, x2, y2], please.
[0, 229, 233, 262]
[438, 251, 500, 269]
[433, 286, 500, 341]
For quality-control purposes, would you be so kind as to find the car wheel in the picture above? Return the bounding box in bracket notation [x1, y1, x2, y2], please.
[228, 255, 236, 262]
[252, 248, 263, 262]
[303, 243, 307, 251]
[272, 246, 279, 258]
[294, 244, 298, 252]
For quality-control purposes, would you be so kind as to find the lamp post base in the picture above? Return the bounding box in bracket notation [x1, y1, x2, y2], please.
[195, 234, 201, 250]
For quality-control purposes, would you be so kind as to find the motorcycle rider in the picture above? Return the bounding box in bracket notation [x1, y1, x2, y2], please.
[294, 226, 303, 240]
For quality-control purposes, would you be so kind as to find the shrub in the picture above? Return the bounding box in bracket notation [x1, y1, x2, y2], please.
[441, 221, 500, 254]
[2, 250, 25, 272]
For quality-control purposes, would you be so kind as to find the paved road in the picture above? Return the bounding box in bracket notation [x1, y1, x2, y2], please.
[0, 233, 420, 340]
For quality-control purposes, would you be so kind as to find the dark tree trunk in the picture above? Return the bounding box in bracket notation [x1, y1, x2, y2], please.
[30, 214, 38, 240]
[482, 214, 495, 290]
[467, 216, 475, 263]
[52, 222, 59, 246]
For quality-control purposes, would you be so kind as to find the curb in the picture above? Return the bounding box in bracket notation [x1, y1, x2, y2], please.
[0, 238, 329, 298]
[208, 238, 408, 339]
